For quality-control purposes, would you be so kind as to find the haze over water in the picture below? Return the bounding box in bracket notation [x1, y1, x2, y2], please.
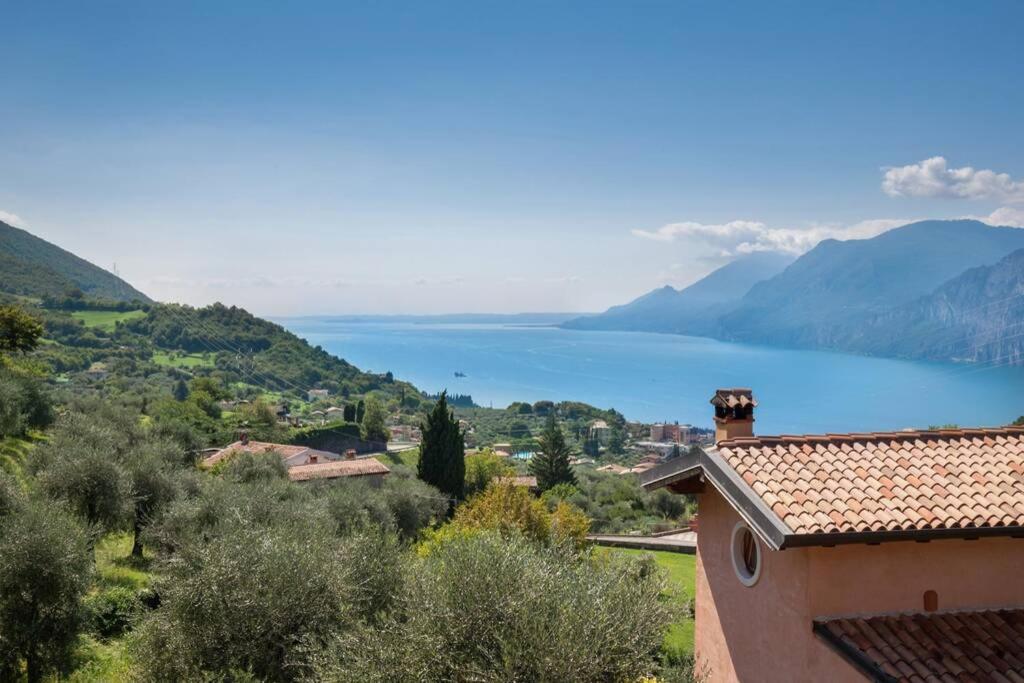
[279, 319, 1024, 435]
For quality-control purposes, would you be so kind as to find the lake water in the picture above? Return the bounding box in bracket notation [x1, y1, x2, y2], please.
[276, 319, 1024, 435]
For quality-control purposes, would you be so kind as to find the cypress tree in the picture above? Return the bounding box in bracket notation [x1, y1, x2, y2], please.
[356, 399, 366, 424]
[530, 414, 577, 491]
[418, 392, 465, 502]
[173, 379, 189, 402]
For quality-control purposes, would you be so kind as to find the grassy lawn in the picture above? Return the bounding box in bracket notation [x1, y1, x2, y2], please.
[71, 309, 146, 331]
[94, 532, 152, 590]
[610, 548, 695, 656]
[152, 350, 215, 368]
[383, 446, 420, 468]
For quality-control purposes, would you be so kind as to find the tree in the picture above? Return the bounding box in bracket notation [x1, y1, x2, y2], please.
[356, 399, 366, 423]
[530, 414, 577, 491]
[37, 445, 132, 546]
[173, 378, 190, 402]
[126, 441, 184, 557]
[0, 305, 44, 354]
[418, 392, 465, 502]
[668, 443, 682, 459]
[464, 449, 513, 496]
[343, 403, 357, 422]
[0, 499, 92, 683]
[607, 428, 626, 455]
[582, 434, 601, 458]
[362, 396, 389, 443]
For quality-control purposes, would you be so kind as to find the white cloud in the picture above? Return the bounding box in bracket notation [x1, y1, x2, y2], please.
[882, 156, 1024, 203]
[0, 210, 28, 228]
[968, 206, 1024, 229]
[631, 218, 910, 257]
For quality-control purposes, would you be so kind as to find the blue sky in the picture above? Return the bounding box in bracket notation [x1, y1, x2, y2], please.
[2, 1, 1023, 315]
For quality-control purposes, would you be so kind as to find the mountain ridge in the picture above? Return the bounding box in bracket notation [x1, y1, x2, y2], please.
[0, 220, 151, 303]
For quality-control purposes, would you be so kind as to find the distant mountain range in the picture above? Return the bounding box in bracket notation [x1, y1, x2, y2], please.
[0, 220, 151, 302]
[563, 252, 794, 334]
[563, 220, 1024, 364]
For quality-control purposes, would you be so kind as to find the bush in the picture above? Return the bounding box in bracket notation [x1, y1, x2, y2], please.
[0, 366, 53, 438]
[0, 499, 93, 682]
[464, 449, 513, 497]
[314, 532, 671, 682]
[132, 522, 353, 681]
[322, 479, 396, 536]
[423, 481, 590, 552]
[221, 449, 288, 483]
[380, 469, 449, 540]
[84, 585, 141, 639]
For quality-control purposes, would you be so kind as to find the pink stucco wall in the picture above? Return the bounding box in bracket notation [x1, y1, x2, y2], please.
[694, 487, 1024, 682]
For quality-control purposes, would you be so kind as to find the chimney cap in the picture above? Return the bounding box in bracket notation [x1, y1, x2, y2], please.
[710, 388, 757, 409]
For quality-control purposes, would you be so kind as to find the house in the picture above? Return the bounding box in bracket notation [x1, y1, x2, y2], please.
[84, 362, 109, 380]
[596, 464, 630, 475]
[641, 388, 1024, 682]
[324, 406, 345, 422]
[287, 454, 390, 485]
[588, 420, 612, 444]
[496, 475, 539, 493]
[202, 436, 390, 485]
[201, 437, 341, 468]
[307, 388, 330, 401]
[650, 422, 692, 444]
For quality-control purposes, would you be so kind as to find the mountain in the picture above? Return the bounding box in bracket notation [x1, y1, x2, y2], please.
[0, 220, 151, 302]
[716, 220, 1024, 348]
[849, 247, 1024, 364]
[562, 252, 795, 333]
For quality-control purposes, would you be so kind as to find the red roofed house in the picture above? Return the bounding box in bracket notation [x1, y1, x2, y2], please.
[203, 435, 390, 485]
[642, 388, 1024, 682]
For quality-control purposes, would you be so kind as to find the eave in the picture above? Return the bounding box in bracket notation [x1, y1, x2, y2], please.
[640, 448, 1024, 551]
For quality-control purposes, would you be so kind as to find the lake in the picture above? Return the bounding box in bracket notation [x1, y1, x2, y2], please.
[276, 318, 1024, 435]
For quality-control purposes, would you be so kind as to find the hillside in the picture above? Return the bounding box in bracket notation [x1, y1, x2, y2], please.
[563, 252, 794, 333]
[0, 220, 151, 302]
[716, 220, 1024, 348]
[850, 248, 1024, 364]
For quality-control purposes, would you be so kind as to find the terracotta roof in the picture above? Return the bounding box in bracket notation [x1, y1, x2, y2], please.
[815, 609, 1024, 683]
[288, 458, 390, 482]
[202, 440, 308, 467]
[496, 475, 539, 488]
[719, 427, 1024, 536]
[710, 388, 757, 409]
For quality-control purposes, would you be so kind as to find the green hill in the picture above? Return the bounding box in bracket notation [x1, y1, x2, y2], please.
[0, 220, 151, 302]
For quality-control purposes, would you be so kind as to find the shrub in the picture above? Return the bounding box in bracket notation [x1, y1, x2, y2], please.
[0, 499, 93, 682]
[314, 532, 671, 682]
[221, 449, 288, 483]
[380, 469, 449, 540]
[322, 479, 396, 536]
[425, 481, 590, 552]
[464, 449, 513, 496]
[84, 585, 141, 639]
[132, 523, 353, 681]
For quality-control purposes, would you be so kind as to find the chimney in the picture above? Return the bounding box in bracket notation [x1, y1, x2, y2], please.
[308, 454, 318, 464]
[345, 449, 357, 460]
[240, 431, 249, 446]
[710, 388, 756, 443]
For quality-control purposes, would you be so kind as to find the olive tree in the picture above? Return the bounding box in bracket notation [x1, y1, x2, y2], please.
[0, 499, 92, 683]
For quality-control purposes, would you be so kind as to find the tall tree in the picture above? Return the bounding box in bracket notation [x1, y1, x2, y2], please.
[355, 399, 366, 424]
[173, 379, 190, 402]
[362, 396, 389, 443]
[418, 392, 465, 502]
[530, 414, 577, 491]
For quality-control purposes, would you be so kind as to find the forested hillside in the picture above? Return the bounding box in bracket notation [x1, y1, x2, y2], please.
[0, 220, 151, 303]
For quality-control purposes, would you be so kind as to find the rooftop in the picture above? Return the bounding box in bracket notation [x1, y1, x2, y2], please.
[201, 440, 336, 468]
[814, 608, 1024, 683]
[642, 426, 1024, 548]
[287, 458, 390, 482]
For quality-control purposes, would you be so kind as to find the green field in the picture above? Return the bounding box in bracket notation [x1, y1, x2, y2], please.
[152, 351, 215, 368]
[382, 446, 420, 469]
[71, 309, 146, 330]
[610, 548, 696, 654]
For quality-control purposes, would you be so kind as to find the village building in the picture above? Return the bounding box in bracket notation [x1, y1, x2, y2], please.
[650, 421, 692, 444]
[202, 436, 390, 485]
[642, 388, 1024, 682]
[588, 419, 612, 444]
[324, 406, 345, 421]
[306, 388, 330, 401]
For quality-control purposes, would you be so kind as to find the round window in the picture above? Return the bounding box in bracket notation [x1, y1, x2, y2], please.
[731, 522, 762, 586]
